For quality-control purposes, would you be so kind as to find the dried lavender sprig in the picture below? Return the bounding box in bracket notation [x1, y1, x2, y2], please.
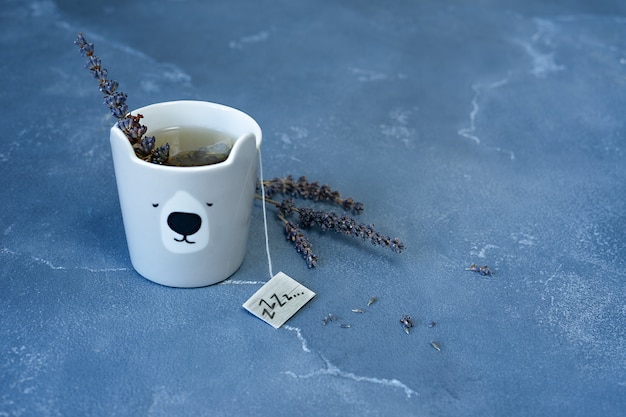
[267, 196, 404, 254]
[262, 176, 364, 214]
[74, 32, 169, 164]
[255, 193, 404, 267]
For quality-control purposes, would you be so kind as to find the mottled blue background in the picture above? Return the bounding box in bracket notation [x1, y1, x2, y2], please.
[1, 1, 625, 416]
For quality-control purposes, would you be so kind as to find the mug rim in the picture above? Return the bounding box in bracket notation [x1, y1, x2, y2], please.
[110, 100, 262, 172]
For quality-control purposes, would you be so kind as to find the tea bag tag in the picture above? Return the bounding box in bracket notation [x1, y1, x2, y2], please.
[243, 271, 315, 329]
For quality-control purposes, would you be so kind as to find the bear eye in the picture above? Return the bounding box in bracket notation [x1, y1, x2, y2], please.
[206, 203, 213, 207]
[152, 203, 159, 207]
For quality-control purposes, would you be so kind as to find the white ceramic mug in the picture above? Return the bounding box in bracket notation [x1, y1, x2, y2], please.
[110, 100, 262, 287]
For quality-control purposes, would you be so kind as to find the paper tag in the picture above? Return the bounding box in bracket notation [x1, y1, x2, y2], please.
[243, 271, 315, 328]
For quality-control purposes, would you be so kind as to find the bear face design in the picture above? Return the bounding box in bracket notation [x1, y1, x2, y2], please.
[157, 190, 211, 254]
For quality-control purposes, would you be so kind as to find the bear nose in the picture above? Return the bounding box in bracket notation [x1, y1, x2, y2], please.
[167, 212, 202, 236]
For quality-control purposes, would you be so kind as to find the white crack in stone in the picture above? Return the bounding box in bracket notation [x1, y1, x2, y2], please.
[1, 247, 130, 273]
[219, 280, 267, 286]
[282, 326, 418, 399]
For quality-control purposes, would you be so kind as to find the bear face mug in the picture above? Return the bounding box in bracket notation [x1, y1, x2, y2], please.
[109, 100, 262, 287]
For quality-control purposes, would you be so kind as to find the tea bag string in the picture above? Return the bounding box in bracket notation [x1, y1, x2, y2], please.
[258, 148, 274, 279]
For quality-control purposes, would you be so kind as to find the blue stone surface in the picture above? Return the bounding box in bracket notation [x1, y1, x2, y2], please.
[1, 1, 626, 415]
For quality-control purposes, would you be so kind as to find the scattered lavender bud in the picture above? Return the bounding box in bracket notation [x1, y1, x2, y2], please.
[400, 315, 414, 334]
[322, 313, 337, 325]
[466, 263, 494, 276]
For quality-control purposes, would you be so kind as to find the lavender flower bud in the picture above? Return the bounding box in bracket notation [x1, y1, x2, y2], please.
[262, 175, 293, 198]
[140, 135, 156, 155]
[110, 104, 128, 119]
[99, 79, 118, 95]
[104, 92, 128, 119]
[116, 117, 132, 134]
[285, 221, 318, 268]
[104, 91, 127, 108]
[118, 116, 147, 143]
[150, 144, 170, 164]
[278, 198, 296, 217]
[297, 208, 316, 229]
[75, 33, 94, 56]
[85, 56, 104, 79]
[390, 238, 405, 253]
